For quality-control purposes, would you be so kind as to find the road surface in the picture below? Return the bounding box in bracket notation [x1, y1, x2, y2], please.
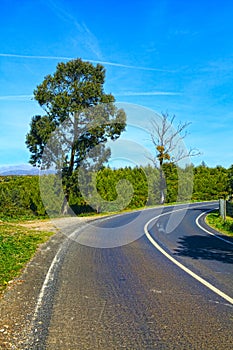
[28, 202, 233, 349]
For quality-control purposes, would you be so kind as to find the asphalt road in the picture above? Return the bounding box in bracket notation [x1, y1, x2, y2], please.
[28, 202, 233, 349]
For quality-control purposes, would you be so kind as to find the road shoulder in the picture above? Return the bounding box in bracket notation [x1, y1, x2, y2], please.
[0, 217, 97, 349]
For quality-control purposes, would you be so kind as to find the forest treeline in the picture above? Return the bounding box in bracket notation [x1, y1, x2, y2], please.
[0, 163, 232, 220]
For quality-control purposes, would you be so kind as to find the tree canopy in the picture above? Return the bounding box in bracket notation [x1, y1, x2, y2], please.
[26, 59, 126, 167]
[26, 59, 126, 213]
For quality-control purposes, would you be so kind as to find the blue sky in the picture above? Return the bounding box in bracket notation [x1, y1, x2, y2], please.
[1, 0, 233, 168]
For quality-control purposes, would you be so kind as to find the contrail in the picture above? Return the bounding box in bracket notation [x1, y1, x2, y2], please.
[115, 91, 181, 96]
[0, 53, 174, 72]
[0, 91, 180, 101]
[0, 95, 33, 101]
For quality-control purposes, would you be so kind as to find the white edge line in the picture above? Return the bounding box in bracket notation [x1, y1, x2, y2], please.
[196, 211, 233, 246]
[144, 208, 233, 305]
[32, 201, 224, 320]
[32, 245, 63, 322]
[71, 201, 215, 236]
[33, 203, 191, 313]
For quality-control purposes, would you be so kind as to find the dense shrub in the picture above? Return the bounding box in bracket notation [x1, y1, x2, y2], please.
[0, 163, 231, 219]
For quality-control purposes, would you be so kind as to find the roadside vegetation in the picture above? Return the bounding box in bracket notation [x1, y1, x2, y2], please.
[1, 58, 233, 294]
[0, 162, 232, 293]
[206, 211, 233, 237]
[0, 163, 231, 221]
[0, 222, 53, 294]
[0, 175, 47, 221]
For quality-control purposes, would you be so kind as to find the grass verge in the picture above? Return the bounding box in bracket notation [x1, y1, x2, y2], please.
[206, 212, 233, 237]
[0, 222, 54, 294]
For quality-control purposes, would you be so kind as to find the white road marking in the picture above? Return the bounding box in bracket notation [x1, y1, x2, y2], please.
[196, 211, 233, 246]
[144, 207, 233, 305]
[32, 202, 224, 324]
[31, 204, 181, 323]
[32, 245, 63, 323]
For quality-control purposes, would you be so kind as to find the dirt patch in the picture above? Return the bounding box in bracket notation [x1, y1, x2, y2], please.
[0, 215, 102, 349]
[17, 220, 58, 232]
[17, 215, 102, 231]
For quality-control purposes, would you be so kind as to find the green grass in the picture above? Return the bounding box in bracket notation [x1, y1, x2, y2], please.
[0, 214, 48, 223]
[0, 222, 54, 293]
[206, 212, 233, 236]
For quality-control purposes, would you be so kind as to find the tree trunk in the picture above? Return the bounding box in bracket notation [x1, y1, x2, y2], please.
[160, 187, 165, 204]
[159, 161, 166, 204]
[61, 118, 77, 215]
[61, 194, 70, 215]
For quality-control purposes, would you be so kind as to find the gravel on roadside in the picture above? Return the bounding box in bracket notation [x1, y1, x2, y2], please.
[0, 216, 99, 349]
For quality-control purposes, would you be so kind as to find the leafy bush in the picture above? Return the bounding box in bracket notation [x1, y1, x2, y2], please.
[0, 163, 231, 219]
[0, 176, 47, 220]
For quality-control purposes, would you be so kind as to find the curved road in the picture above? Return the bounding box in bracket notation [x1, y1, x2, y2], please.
[29, 202, 233, 349]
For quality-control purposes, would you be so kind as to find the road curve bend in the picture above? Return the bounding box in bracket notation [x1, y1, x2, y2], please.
[28, 202, 233, 349]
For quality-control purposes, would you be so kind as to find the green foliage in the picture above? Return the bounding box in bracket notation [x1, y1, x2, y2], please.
[0, 176, 47, 220]
[39, 174, 66, 216]
[34, 59, 114, 119]
[25, 115, 57, 166]
[228, 164, 233, 199]
[162, 163, 178, 203]
[26, 59, 126, 214]
[1, 165, 231, 293]
[0, 163, 232, 219]
[144, 165, 160, 204]
[206, 212, 233, 236]
[0, 223, 53, 292]
[70, 166, 149, 213]
[97, 166, 148, 210]
[192, 165, 228, 200]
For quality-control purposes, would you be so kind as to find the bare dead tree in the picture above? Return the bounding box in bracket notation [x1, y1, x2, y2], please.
[148, 112, 200, 204]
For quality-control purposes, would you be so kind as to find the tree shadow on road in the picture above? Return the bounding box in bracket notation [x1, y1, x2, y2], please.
[174, 235, 233, 264]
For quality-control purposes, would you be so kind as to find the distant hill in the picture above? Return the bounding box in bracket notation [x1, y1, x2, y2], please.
[0, 169, 39, 176]
[0, 165, 53, 176]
